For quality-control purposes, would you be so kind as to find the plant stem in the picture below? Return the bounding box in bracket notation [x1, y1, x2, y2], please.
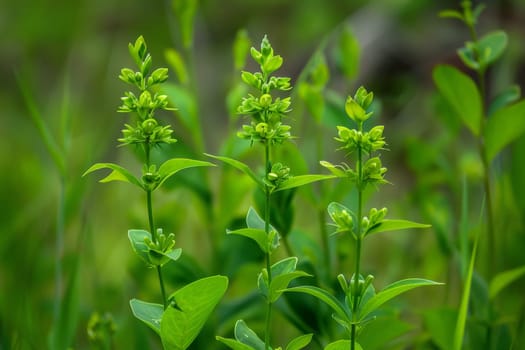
[264, 141, 273, 349]
[351, 125, 365, 350]
[144, 141, 168, 309]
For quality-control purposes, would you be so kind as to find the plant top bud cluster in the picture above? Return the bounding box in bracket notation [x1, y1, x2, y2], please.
[237, 35, 293, 146]
[117, 36, 177, 147]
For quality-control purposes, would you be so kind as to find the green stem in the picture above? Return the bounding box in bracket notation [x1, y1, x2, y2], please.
[264, 141, 273, 349]
[144, 141, 168, 309]
[351, 126, 365, 350]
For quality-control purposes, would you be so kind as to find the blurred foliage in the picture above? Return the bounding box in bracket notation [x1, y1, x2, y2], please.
[2, 0, 525, 349]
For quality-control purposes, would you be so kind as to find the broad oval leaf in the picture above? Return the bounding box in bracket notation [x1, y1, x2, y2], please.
[477, 30, 508, 67]
[129, 299, 163, 335]
[485, 100, 525, 161]
[157, 158, 215, 189]
[324, 340, 362, 350]
[286, 333, 313, 350]
[276, 174, 336, 192]
[359, 278, 443, 320]
[433, 64, 482, 136]
[489, 265, 525, 300]
[365, 219, 430, 237]
[234, 320, 265, 350]
[205, 154, 265, 189]
[83, 163, 143, 189]
[227, 228, 269, 253]
[284, 286, 350, 324]
[161, 275, 228, 350]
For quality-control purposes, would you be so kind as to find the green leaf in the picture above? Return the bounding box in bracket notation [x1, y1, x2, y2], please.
[284, 286, 350, 324]
[157, 158, 215, 188]
[320, 161, 347, 177]
[233, 320, 265, 350]
[439, 10, 464, 21]
[477, 30, 508, 67]
[165, 48, 189, 84]
[335, 25, 360, 80]
[205, 154, 265, 189]
[488, 85, 521, 116]
[286, 333, 313, 350]
[216, 337, 254, 350]
[433, 64, 483, 136]
[83, 163, 143, 189]
[227, 228, 269, 253]
[161, 275, 228, 350]
[484, 100, 525, 161]
[276, 174, 336, 192]
[172, 0, 197, 49]
[260, 257, 312, 303]
[246, 207, 271, 230]
[128, 229, 152, 265]
[365, 219, 430, 236]
[489, 265, 525, 300]
[360, 278, 443, 320]
[324, 340, 362, 350]
[233, 29, 252, 70]
[129, 299, 163, 335]
[269, 271, 311, 303]
[423, 308, 457, 350]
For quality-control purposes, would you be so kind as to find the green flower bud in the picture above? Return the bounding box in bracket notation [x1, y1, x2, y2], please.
[259, 93, 272, 107]
[142, 118, 158, 134]
[260, 35, 273, 57]
[345, 97, 370, 123]
[256, 122, 269, 137]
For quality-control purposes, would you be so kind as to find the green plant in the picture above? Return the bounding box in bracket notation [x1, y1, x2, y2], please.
[210, 35, 334, 350]
[286, 86, 443, 349]
[83, 36, 227, 350]
[433, 1, 525, 349]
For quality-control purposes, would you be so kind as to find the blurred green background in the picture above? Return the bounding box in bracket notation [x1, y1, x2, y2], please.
[2, 0, 525, 349]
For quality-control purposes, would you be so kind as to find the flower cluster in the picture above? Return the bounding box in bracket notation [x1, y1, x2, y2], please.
[117, 36, 176, 147]
[236, 35, 293, 145]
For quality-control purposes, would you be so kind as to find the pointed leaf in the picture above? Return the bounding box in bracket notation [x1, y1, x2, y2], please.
[365, 219, 430, 236]
[83, 163, 143, 189]
[286, 333, 313, 350]
[360, 278, 443, 320]
[165, 49, 189, 84]
[335, 25, 360, 80]
[488, 85, 521, 116]
[129, 299, 163, 335]
[489, 265, 525, 300]
[205, 154, 265, 189]
[128, 229, 152, 265]
[161, 275, 228, 350]
[324, 340, 362, 350]
[157, 158, 215, 188]
[485, 100, 525, 161]
[216, 337, 254, 350]
[165, 248, 183, 262]
[284, 286, 350, 323]
[258, 257, 299, 298]
[433, 64, 482, 136]
[234, 320, 265, 350]
[233, 29, 252, 70]
[439, 10, 464, 20]
[227, 228, 269, 253]
[276, 174, 336, 192]
[246, 207, 274, 231]
[270, 271, 311, 303]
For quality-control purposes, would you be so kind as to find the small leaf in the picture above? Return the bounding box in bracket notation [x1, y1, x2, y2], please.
[205, 154, 265, 189]
[324, 340, 362, 350]
[433, 64, 482, 136]
[359, 278, 443, 320]
[83, 163, 143, 189]
[269, 271, 311, 303]
[157, 158, 215, 189]
[276, 174, 336, 192]
[172, 0, 197, 49]
[489, 265, 525, 300]
[335, 25, 360, 80]
[129, 299, 163, 335]
[488, 85, 521, 116]
[216, 337, 254, 350]
[284, 286, 350, 324]
[128, 229, 152, 265]
[161, 275, 228, 350]
[227, 228, 269, 253]
[320, 161, 347, 177]
[233, 29, 252, 70]
[365, 219, 430, 237]
[165, 49, 189, 84]
[234, 320, 265, 350]
[477, 30, 508, 67]
[286, 333, 313, 350]
[484, 100, 525, 161]
[258, 256, 301, 299]
[439, 10, 464, 21]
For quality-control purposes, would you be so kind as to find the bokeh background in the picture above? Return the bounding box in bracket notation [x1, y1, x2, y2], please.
[2, 0, 525, 349]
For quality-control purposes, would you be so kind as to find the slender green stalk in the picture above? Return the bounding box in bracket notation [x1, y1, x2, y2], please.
[264, 141, 273, 349]
[351, 125, 364, 350]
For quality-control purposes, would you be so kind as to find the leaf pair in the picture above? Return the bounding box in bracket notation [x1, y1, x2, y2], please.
[130, 275, 228, 350]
